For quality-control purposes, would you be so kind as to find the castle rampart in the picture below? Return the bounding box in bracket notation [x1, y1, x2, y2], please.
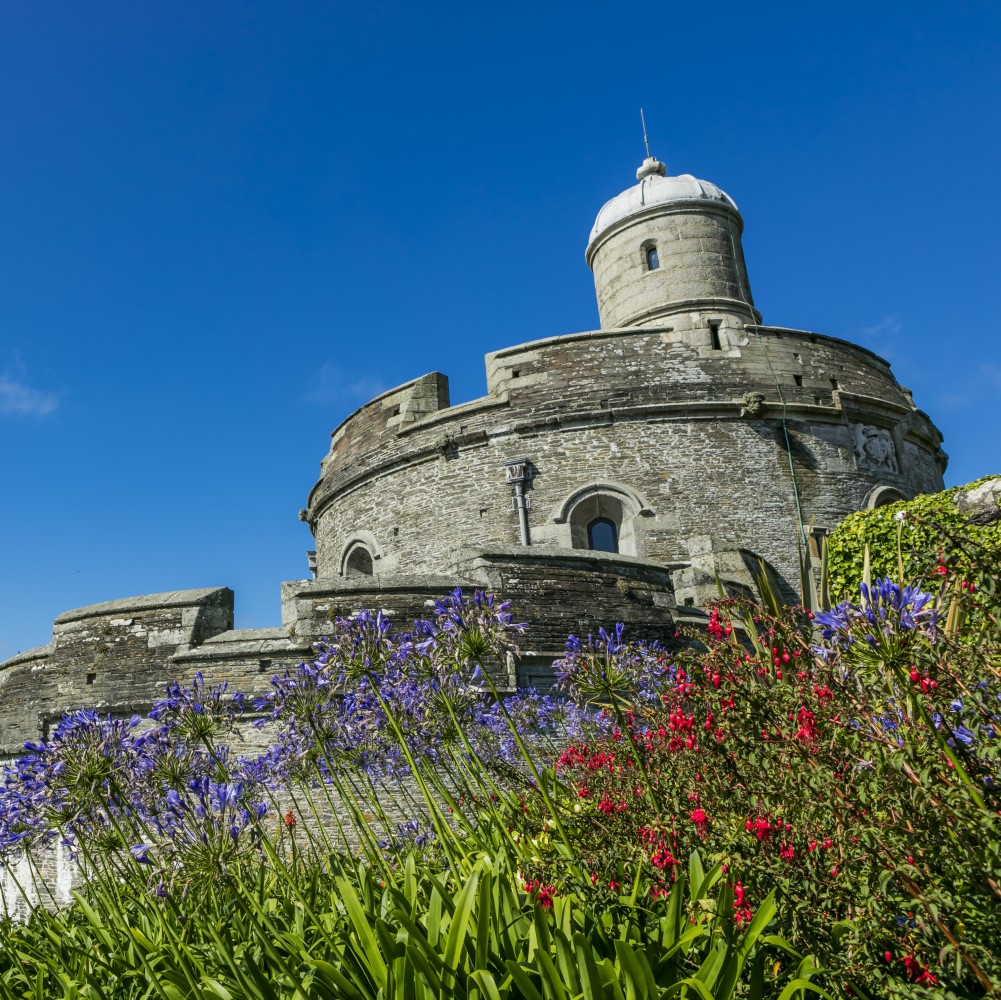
[305, 321, 944, 602]
[0, 154, 948, 752]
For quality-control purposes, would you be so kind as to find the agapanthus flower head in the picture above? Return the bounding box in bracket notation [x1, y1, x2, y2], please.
[813, 578, 938, 664]
[149, 672, 245, 743]
[555, 626, 667, 705]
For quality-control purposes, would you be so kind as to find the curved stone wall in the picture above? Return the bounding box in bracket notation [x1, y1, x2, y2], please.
[587, 201, 755, 329]
[306, 323, 946, 599]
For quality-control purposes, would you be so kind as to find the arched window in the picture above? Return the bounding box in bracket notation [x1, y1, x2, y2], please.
[344, 546, 374, 576]
[587, 517, 619, 553]
[645, 245, 660, 270]
[865, 485, 907, 510]
[551, 482, 651, 557]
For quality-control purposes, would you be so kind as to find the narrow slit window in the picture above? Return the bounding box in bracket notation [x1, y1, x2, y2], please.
[587, 517, 619, 553]
[708, 321, 721, 350]
[645, 245, 660, 270]
[794, 374, 803, 387]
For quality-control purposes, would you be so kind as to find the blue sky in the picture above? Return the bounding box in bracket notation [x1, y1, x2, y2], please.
[2, 1, 999, 658]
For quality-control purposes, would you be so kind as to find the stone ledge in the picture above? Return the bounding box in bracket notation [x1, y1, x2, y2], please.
[0, 645, 52, 671]
[285, 574, 471, 598]
[173, 629, 308, 664]
[54, 588, 234, 626]
[199, 627, 292, 644]
[443, 544, 689, 577]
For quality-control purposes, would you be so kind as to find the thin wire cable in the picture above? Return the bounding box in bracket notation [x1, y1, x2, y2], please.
[724, 218, 809, 582]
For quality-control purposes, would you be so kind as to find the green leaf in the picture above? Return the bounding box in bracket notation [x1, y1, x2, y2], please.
[469, 970, 503, 1000]
[573, 933, 602, 1000]
[336, 876, 388, 993]
[200, 979, 236, 1000]
[775, 980, 838, 1000]
[441, 865, 481, 995]
[504, 961, 545, 1000]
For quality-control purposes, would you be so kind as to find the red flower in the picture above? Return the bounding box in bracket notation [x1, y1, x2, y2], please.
[689, 807, 710, 833]
[650, 844, 681, 869]
[283, 809, 297, 829]
[534, 884, 555, 910]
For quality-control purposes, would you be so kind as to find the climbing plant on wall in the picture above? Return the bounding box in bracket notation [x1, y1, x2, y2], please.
[826, 475, 1001, 600]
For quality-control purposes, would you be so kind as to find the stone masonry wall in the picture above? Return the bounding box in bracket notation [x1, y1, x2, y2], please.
[308, 324, 946, 598]
[0, 589, 234, 753]
[587, 202, 755, 329]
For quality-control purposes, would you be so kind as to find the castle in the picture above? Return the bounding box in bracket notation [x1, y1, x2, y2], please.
[0, 154, 947, 753]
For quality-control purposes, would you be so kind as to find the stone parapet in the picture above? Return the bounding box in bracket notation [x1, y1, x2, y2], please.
[305, 322, 946, 597]
[0, 588, 234, 752]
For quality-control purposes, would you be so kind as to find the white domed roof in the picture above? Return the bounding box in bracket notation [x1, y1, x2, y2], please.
[588, 158, 739, 247]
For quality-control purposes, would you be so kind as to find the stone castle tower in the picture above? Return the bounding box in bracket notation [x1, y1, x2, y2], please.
[0, 156, 946, 750]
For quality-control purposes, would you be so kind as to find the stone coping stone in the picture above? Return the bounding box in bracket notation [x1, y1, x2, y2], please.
[54, 587, 233, 625]
[284, 574, 470, 596]
[201, 627, 292, 645]
[444, 544, 689, 573]
[483, 323, 891, 370]
[0, 644, 53, 670]
[174, 628, 307, 663]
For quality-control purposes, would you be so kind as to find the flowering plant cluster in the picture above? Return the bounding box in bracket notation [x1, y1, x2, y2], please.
[0, 523, 997, 997]
[518, 566, 999, 996]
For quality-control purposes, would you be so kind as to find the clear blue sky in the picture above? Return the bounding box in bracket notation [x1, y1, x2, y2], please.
[2, 1, 999, 659]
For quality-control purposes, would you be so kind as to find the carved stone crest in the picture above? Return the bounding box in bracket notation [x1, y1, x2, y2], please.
[851, 424, 898, 473]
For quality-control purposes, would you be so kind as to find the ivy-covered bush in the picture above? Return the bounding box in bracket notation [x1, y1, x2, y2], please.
[826, 475, 1001, 600]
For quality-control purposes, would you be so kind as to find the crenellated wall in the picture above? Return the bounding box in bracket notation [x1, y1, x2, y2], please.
[0, 589, 300, 753]
[305, 323, 945, 600]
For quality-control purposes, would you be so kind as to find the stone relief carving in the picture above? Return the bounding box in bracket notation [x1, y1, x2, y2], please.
[739, 391, 766, 418]
[852, 424, 898, 473]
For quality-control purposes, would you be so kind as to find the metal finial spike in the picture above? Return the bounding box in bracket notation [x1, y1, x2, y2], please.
[635, 110, 666, 180]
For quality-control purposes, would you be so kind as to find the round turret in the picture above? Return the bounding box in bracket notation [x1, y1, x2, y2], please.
[586, 157, 758, 329]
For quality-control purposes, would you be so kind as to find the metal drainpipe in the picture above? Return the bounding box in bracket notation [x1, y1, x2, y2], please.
[503, 458, 532, 546]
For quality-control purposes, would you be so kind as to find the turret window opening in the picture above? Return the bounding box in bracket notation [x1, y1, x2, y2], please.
[645, 244, 660, 271]
[587, 517, 619, 553]
[708, 321, 722, 350]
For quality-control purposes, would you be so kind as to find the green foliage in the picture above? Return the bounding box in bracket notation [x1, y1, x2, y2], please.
[3, 517, 1001, 997]
[0, 845, 823, 998]
[826, 476, 1001, 600]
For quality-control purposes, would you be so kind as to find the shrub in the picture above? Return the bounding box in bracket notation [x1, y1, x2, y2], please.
[826, 475, 1001, 601]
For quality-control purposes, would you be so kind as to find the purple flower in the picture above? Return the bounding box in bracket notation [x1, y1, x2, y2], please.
[129, 844, 154, 865]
